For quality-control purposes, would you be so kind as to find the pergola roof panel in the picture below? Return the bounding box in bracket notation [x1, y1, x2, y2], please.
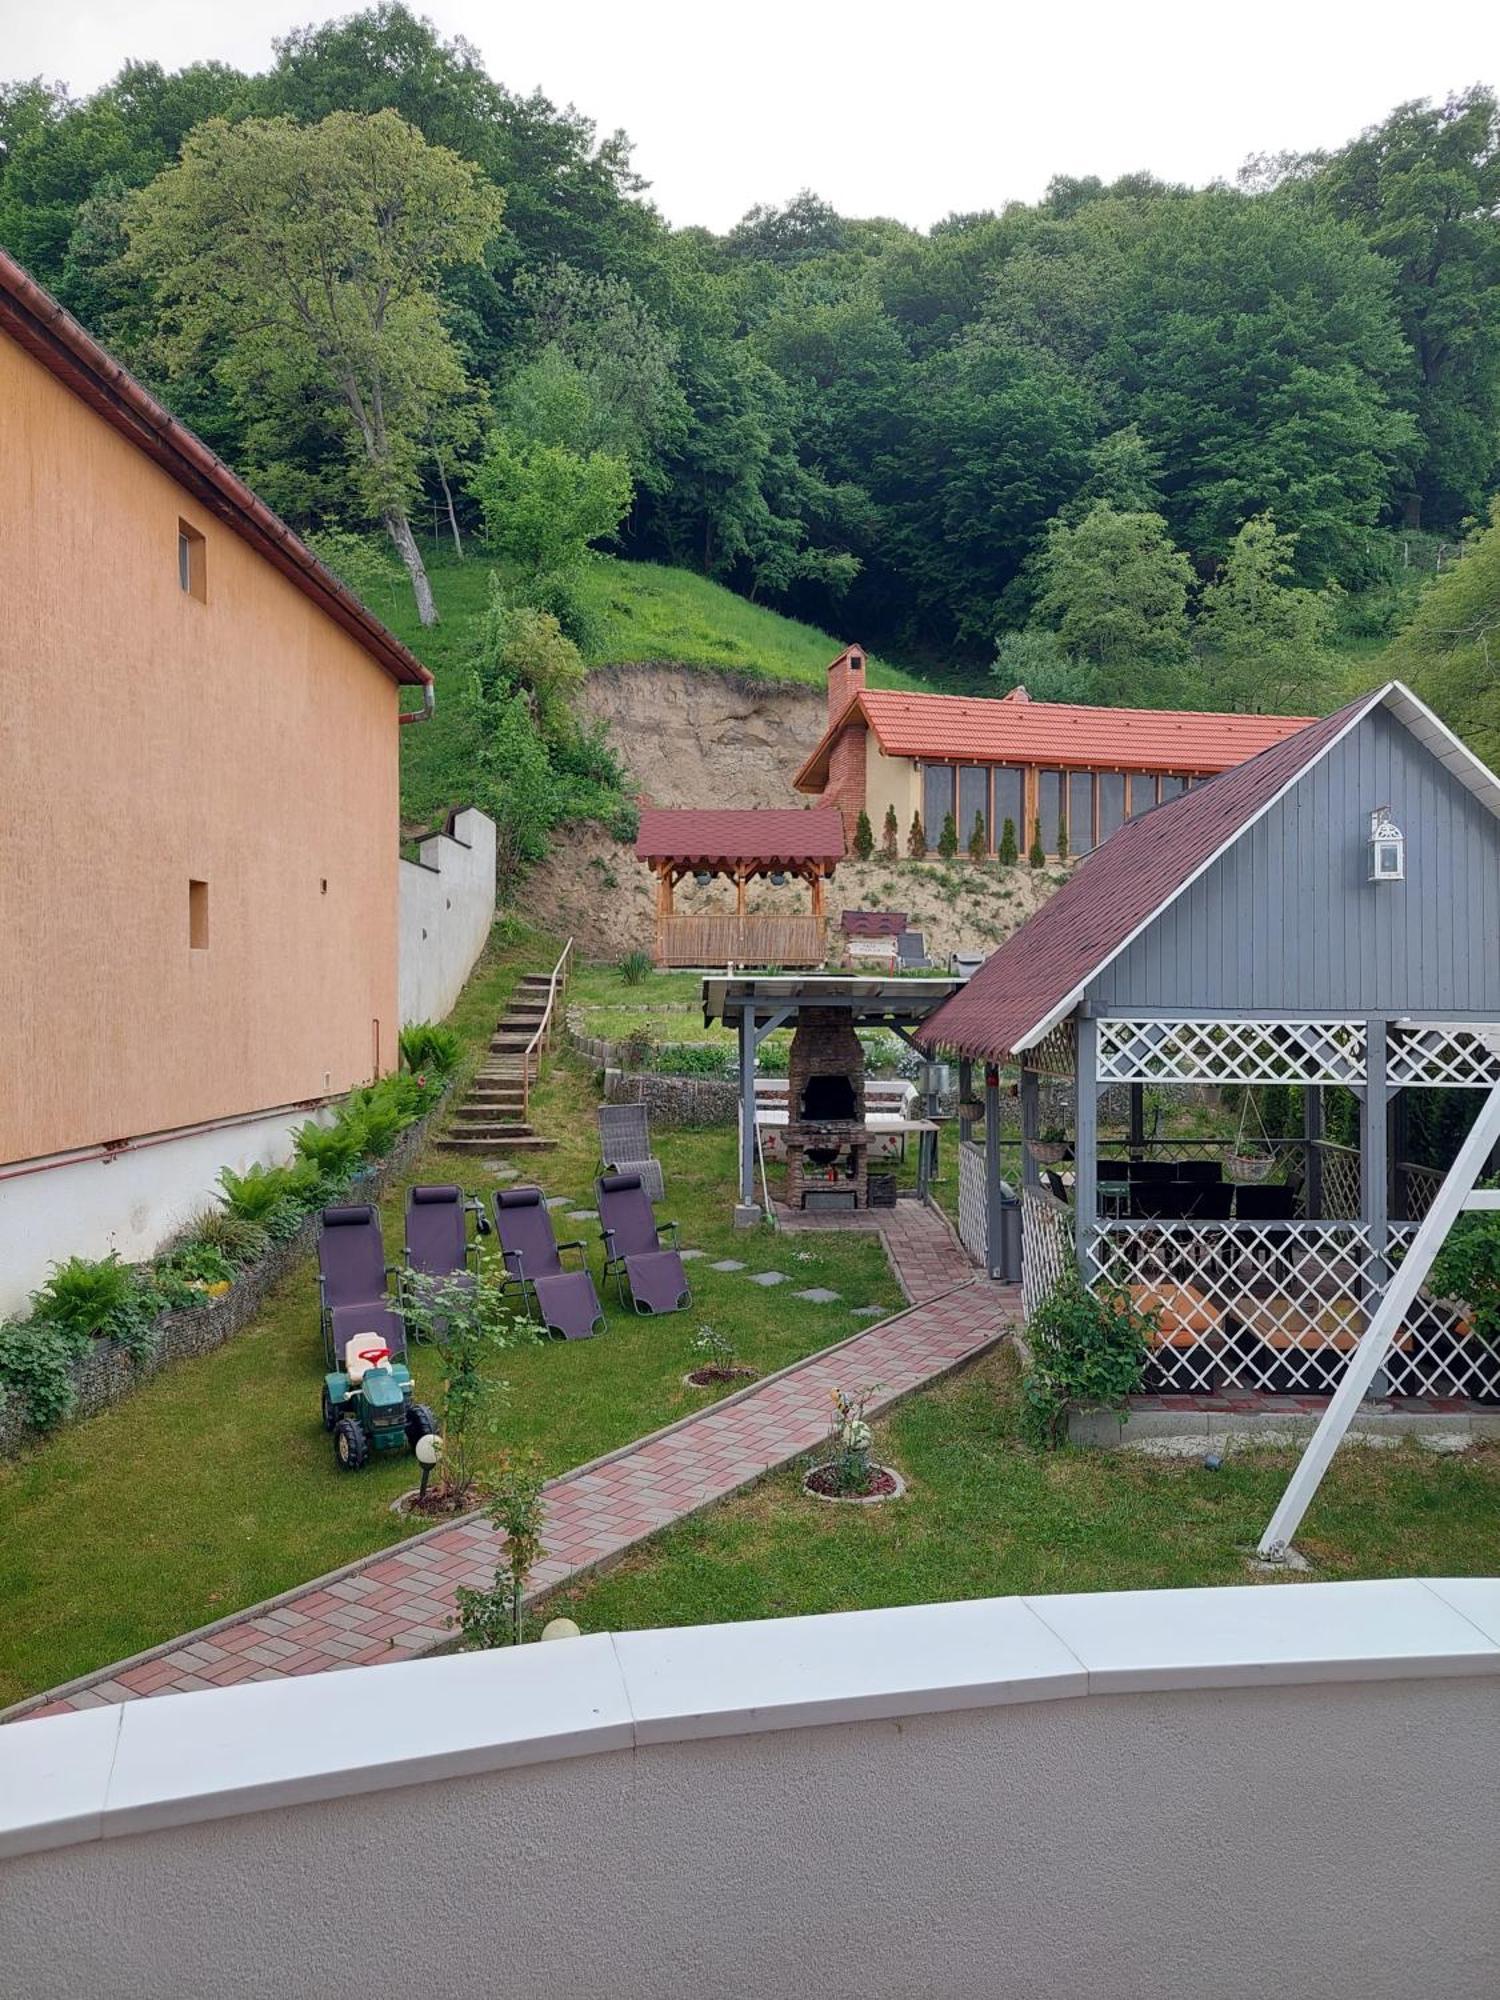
[636, 807, 846, 868]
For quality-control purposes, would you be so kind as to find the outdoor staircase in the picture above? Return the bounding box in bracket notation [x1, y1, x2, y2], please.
[438, 969, 561, 1155]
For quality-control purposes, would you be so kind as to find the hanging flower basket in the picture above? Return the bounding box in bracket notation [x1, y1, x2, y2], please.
[1225, 1151, 1275, 1185]
[1225, 1088, 1275, 1184]
[957, 1097, 985, 1122]
[1026, 1138, 1069, 1166]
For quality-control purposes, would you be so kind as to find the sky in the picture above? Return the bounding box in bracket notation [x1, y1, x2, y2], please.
[5, 0, 1498, 231]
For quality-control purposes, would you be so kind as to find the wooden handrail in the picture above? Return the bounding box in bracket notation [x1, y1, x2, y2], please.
[520, 938, 573, 1123]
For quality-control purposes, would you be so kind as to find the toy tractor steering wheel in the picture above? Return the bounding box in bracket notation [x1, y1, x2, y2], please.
[356, 1345, 390, 1366]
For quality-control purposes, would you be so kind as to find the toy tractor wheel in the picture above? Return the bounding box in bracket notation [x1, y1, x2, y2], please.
[320, 1386, 338, 1433]
[406, 1403, 438, 1450]
[333, 1416, 369, 1472]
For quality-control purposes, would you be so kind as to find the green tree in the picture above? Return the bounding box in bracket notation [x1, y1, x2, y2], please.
[1029, 818, 1046, 867]
[881, 803, 899, 861]
[1031, 504, 1195, 703]
[907, 811, 927, 859]
[1386, 501, 1500, 769]
[1307, 89, 1500, 530]
[997, 816, 1019, 865]
[123, 108, 503, 623]
[1197, 513, 1338, 712]
[938, 810, 959, 860]
[991, 628, 1095, 703]
[1056, 815, 1069, 862]
[852, 809, 875, 860]
[968, 811, 988, 863]
[471, 432, 632, 578]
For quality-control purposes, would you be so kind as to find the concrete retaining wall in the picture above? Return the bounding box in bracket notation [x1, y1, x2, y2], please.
[398, 807, 496, 1027]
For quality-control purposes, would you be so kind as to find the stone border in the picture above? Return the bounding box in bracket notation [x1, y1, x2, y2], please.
[802, 1463, 907, 1505]
[0, 1087, 452, 1460]
[1067, 1403, 1500, 1452]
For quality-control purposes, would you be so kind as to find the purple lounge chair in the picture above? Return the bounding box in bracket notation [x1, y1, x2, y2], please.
[596, 1172, 692, 1315]
[316, 1204, 406, 1369]
[402, 1184, 479, 1339]
[492, 1187, 605, 1340]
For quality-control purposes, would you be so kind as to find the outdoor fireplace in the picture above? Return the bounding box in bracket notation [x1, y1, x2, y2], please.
[785, 1009, 868, 1209]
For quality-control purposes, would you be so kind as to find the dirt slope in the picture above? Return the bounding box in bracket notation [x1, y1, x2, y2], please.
[520, 662, 1072, 961]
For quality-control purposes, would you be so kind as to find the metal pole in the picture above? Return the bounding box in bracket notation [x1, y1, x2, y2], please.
[738, 1010, 756, 1208]
[1258, 1078, 1500, 1559]
[1074, 1018, 1099, 1283]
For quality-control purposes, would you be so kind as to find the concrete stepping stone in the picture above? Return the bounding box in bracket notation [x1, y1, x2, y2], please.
[678, 1249, 707, 1261]
[567, 1210, 598, 1222]
[545, 1196, 570, 1209]
[749, 1271, 789, 1287]
[710, 1259, 746, 1273]
[793, 1288, 841, 1304]
[850, 1306, 885, 1319]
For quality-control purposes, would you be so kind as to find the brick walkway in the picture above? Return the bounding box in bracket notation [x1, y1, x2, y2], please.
[13, 1202, 1017, 1722]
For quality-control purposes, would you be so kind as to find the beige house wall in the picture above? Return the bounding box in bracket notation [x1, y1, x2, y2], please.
[0, 333, 401, 1167]
[864, 734, 919, 841]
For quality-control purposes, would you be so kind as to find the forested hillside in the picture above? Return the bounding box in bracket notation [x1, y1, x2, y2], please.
[3, 7, 1497, 872]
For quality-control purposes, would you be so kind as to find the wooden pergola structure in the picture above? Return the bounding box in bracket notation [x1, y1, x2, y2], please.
[635, 808, 846, 967]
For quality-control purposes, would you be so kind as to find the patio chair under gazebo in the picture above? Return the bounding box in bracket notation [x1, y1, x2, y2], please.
[635, 807, 845, 967]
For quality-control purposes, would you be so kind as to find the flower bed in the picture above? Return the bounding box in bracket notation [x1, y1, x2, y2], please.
[803, 1461, 904, 1503]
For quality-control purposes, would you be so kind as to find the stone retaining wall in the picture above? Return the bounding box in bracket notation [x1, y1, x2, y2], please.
[0, 1094, 447, 1460]
[601, 1067, 739, 1128]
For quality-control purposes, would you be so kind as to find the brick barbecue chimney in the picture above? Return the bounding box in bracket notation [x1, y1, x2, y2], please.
[826, 644, 867, 729]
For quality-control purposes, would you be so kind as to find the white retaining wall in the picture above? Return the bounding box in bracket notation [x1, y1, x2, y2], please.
[0, 1104, 321, 1316]
[398, 806, 496, 1027]
[3, 1579, 1499, 1999]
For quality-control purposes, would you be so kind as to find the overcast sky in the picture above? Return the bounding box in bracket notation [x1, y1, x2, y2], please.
[7, 0, 1497, 231]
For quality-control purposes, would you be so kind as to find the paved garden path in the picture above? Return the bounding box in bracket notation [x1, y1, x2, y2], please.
[14, 1203, 1017, 1721]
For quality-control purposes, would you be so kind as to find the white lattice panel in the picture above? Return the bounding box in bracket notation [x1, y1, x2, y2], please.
[1022, 1187, 1074, 1318]
[1088, 1218, 1500, 1401]
[957, 1142, 988, 1267]
[1385, 1224, 1500, 1400]
[1096, 1017, 1366, 1085]
[1387, 1024, 1500, 1088]
[1092, 1220, 1377, 1394]
[1316, 1143, 1362, 1221]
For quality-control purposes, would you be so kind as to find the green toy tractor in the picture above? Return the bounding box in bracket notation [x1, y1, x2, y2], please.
[321, 1331, 437, 1472]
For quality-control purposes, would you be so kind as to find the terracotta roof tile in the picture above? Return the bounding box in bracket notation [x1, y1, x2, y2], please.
[635, 807, 846, 865]
[795, 687, 1314, 792]
[916, 693, 1383, 1064]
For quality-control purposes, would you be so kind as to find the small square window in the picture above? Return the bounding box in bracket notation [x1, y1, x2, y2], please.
[178, 521, 206, 602]
[189, 879, 209, 950]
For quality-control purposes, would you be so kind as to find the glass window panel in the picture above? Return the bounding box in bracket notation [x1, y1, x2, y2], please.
[1159, 774, 1186, 802]
[1068, 772, 1094, 853]
[1128, 772, 1158, 818]
[1097, 771, 1125, 842]
[922, 764, 954, 844]
[957, 766, 989, 853]
[1036, 770, 1063, 852]
[992, 766, 1024, 848]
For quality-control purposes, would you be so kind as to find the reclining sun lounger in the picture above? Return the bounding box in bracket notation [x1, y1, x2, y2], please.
[596, 1171, 692, 1315]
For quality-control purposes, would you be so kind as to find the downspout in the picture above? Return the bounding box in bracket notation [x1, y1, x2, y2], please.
[398, 682, 436, 725]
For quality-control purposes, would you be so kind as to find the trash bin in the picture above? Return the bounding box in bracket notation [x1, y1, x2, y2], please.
[997, 1184, 1022, 1283]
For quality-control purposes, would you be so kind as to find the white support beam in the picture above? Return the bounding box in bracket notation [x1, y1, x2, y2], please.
[1257, 1079, 1500, 1560]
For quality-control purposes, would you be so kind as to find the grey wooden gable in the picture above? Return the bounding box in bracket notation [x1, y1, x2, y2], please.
[1085, 702, 1500, 1019]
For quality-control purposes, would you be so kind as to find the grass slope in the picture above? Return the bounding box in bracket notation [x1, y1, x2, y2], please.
[385, 551, 920, 827]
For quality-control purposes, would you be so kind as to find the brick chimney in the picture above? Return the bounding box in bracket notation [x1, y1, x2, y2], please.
[826, 644, 867, 729]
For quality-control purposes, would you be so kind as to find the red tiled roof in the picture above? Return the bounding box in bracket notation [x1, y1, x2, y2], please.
[841, 910, 908, 936]
[916, 692, 1384, 1063]
[794, 686, 1314, 792]
[0, 248, 431, 691]
[635, 807, 846, 865]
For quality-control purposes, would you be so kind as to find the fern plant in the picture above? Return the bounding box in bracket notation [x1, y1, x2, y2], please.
[399, 1021, 464, 1074]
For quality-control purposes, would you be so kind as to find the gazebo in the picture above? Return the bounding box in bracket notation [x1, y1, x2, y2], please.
[919, 682, 1500, 1465]
[635, 807, 845, 968]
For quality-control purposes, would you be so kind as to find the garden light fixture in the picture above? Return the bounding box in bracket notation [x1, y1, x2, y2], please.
[1369, 806, 1405, 882]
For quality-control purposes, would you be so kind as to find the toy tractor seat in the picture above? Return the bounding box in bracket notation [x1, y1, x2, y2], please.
[344, 1334, 392, 1386]
[330, 1303, 407, 1370]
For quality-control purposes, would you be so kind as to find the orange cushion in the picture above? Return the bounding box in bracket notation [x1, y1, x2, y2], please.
[1128, 1282, 1221, 1348]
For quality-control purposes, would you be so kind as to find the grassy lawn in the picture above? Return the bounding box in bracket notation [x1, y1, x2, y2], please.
[549, 1345, 1500, 1635]
[0, 928, 900, 1707]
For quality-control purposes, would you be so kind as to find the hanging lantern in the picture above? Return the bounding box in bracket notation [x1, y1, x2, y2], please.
[1368, 806, 1405, 882]
[769, 871, 787, 887]
[693, 870, 713, 888]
